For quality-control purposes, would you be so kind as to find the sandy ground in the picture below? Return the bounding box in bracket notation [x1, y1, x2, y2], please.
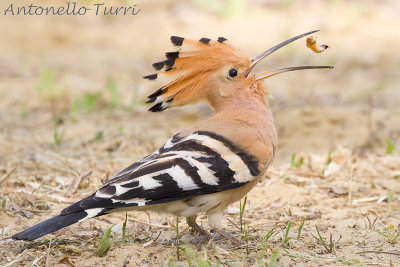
[0, 0, 399, 266]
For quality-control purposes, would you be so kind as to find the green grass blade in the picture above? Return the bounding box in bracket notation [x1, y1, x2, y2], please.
[268, 249, 279, 267]
[291, 153, 296, 167]
[283, 221, 294, 246]
[96, 225, 113, 257]
[265, 228, 275, 242]
[297, 220, 305, 240]
[122, 212, 128, 244]
[386, 139, 396, 154]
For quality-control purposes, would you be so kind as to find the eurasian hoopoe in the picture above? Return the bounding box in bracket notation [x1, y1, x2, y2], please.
[12, 30, 332, 242]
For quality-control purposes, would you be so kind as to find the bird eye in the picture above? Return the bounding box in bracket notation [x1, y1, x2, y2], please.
[228, 68, 238, 78]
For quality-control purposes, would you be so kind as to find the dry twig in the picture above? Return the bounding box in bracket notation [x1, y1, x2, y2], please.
[0, 164, 19, 186]
[67, 171, 92, 196]
[356, 250, 400, 256]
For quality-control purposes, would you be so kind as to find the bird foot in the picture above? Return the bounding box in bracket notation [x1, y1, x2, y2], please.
[192, 233, 210, 251]
[212, 229, 242, 247]
[186, 216, 242, 247]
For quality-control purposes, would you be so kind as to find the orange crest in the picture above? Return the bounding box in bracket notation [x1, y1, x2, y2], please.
[145, 36, 251, 112]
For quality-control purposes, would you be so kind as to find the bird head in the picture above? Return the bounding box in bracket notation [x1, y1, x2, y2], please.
[145, 30, 332, 112]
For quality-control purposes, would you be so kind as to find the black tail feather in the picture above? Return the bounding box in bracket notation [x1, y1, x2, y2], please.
[12, 211, 89, 241]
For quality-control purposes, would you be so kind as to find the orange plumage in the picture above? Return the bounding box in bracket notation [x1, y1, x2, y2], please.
[145, 36, 252, 111]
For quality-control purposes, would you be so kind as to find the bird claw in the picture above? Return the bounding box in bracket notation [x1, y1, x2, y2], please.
[186, 216, 242, 247]
[192, 230, 242, 249]
[212, 229, 243, 247]
[193, 234, 210, 251]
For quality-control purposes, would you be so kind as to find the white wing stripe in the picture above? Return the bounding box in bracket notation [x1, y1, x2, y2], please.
[183, 134, 253, 183]
[187, 157, 218, 185]
[168, 165, 200, 190]
[78, 208, 104, 222]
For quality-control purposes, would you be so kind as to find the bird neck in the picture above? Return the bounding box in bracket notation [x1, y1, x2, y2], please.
[212, 86, 272, 124]
[204, 88, 277, 171]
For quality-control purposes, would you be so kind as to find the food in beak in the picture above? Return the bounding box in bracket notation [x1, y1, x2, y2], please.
[245, 30, 333, 80]
[306, 36, 330, 53]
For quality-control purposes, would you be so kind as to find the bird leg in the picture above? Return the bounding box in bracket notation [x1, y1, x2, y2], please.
[186, 215, 210, 250]
[186, 215, 209, 237]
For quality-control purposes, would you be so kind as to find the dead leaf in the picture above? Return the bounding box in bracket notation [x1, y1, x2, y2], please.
[18, 209, 34, 218]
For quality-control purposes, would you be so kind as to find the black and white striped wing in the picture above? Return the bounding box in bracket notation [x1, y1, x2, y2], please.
[61, 131, 260, 215]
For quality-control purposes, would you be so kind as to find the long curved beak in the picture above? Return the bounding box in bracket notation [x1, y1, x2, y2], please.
[245, 30, 333, 79]
[255, 66, 333, 80]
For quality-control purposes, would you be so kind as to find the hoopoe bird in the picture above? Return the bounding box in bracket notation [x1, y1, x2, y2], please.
[12, 30, 332, 242]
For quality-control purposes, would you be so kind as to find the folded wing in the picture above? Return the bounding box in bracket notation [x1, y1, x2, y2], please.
[61, 131, 261, 215]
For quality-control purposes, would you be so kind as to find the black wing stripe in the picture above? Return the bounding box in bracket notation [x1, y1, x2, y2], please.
[114, 158, 207, 201]
[194, 131, 261, 176]
[177, 133, 255, 182]
[195, 156, 235, 184]
[113, 159, 246, 204]
[103, 154, 156, 185]
[120, 181, 140, 188]
[160, 139, 217, 155]
[105, 136, 219, 188]
[61, 196, 113, 215]
[162, 132, 260, 178]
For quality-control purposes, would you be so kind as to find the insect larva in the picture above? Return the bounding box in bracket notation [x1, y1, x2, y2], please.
[306, 36, 330, 53]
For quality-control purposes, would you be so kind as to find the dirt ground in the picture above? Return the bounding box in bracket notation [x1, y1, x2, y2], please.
[0, 0, 399, 266]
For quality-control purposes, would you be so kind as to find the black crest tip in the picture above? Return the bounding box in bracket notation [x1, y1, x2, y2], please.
[149, 102, 166, 112]
[199, 37, 211, 44]
[164, 58, 176, 71]
[152, 61, 165, 70]
[143, 74, 158, 80]
[217, 37, 228, 43]
[166, 52, 179, 59]
[171, 36, 184, 46]
[147, 87, 165, 99]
